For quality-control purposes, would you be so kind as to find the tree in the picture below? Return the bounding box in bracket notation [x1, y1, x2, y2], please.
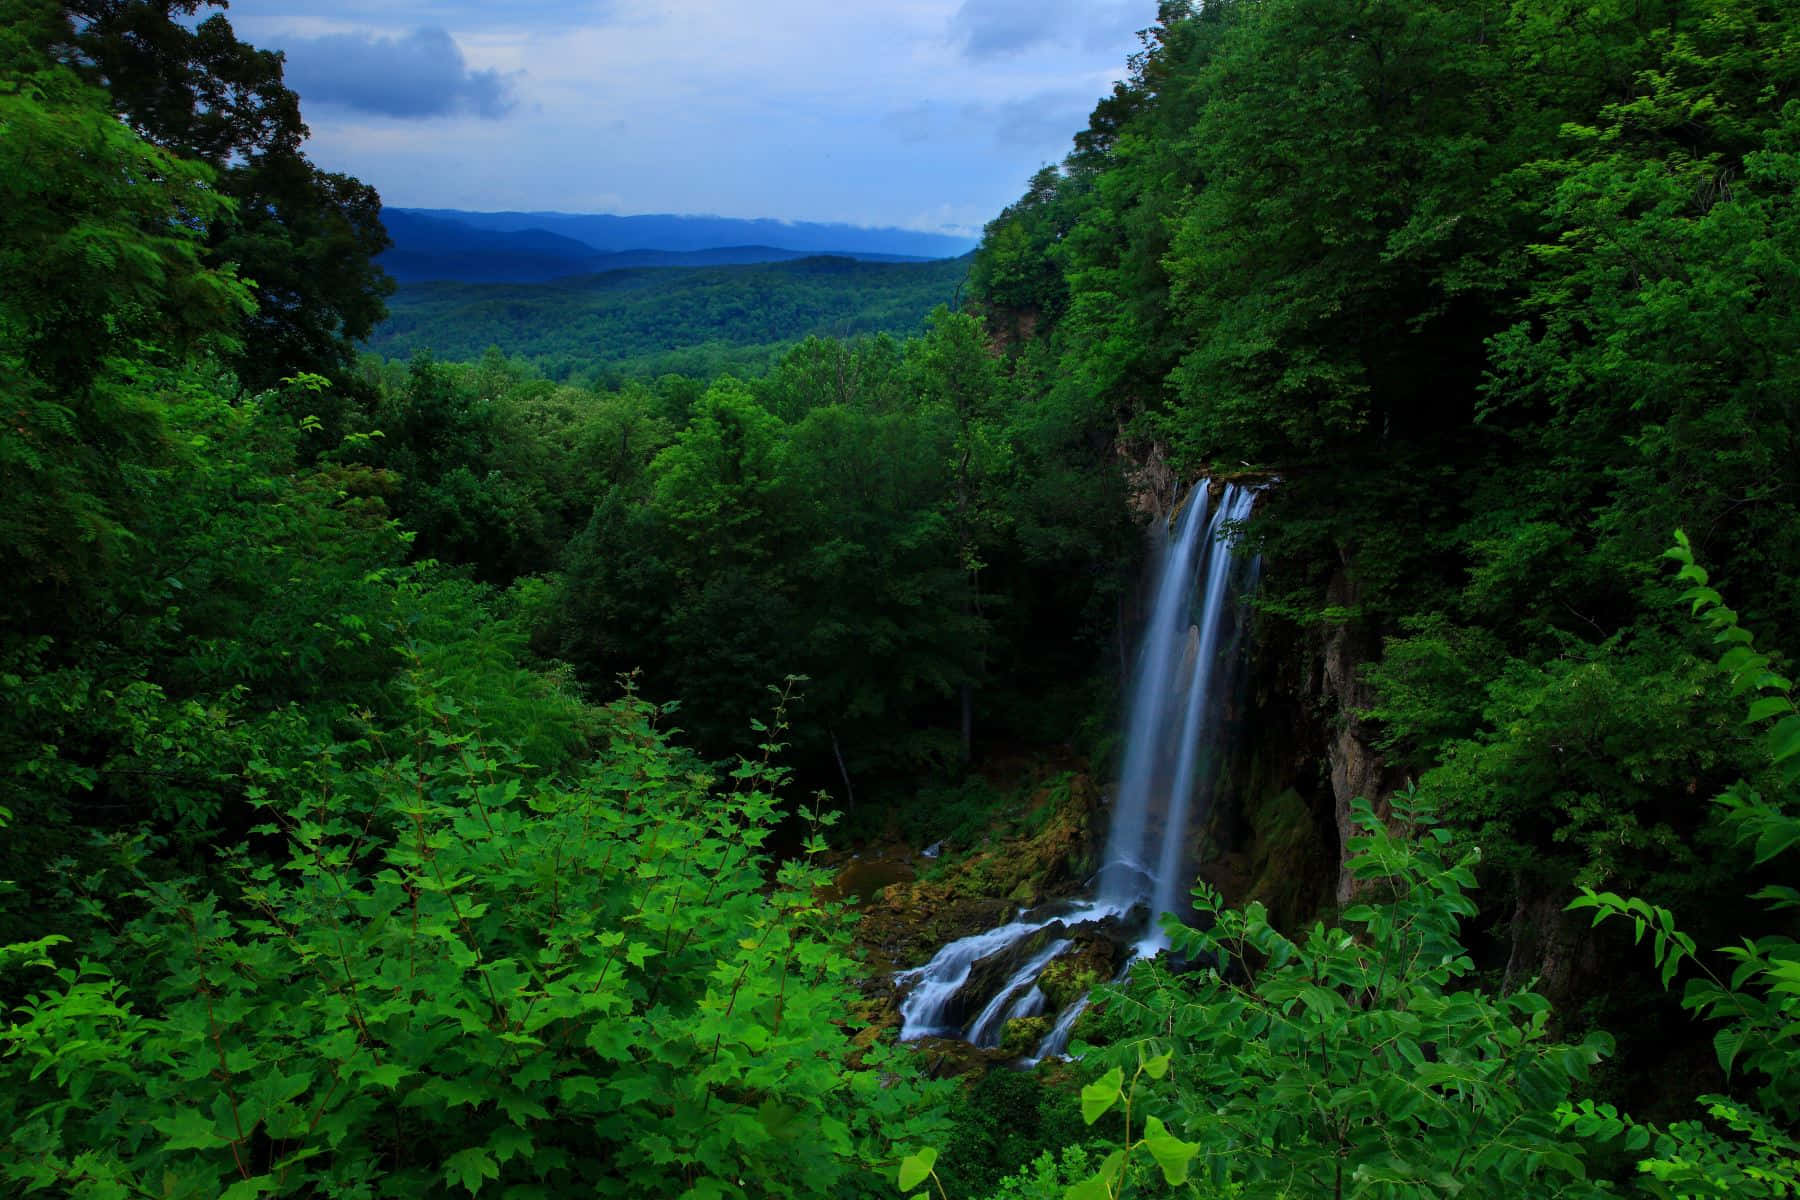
[911, 308, 1011, 763]
[2, 678, 951, 1198]
[1050, 793, 1612, 1199]
[0, 0, 251, 610]
[1558, 534, 1800, 1197]
[58, 0, 394, 390]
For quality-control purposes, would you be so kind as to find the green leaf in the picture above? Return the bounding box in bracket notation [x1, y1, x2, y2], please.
[1746, 696, 1796, 723]
[151, 1108, 228, 1151]
[1064, 1150, 1126, 1200]
[362, 1062, 409, 1090]
[1142, 1115, 1200, 1185]
[1768, 716, 1800, 765]
[1714, 1027, 1744, 1077]
[1752, 821, 1800, 865]
[445, 1146, 499, 1195]
[1142, 1051, 1172, 1080]
[1063, 1175, 1112, 1200]
[1081, 1066, 1124, 1125]
[897, 1146, 938, 1193]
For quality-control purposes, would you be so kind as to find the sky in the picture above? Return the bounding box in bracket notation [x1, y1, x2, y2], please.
[216, 0, 1157, 237]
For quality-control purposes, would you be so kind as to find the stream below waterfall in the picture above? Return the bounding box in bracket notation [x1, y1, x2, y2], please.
[893, 480, 1259, 1061]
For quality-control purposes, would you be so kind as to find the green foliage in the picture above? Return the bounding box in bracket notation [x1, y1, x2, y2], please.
[0, 365, 415, 947]
[1, 0, 253, 600]
[1065, 793, 1611, 1198]
[978, 1146, 1100, 1200]
[367, 255, 969, 382]
[932, 1065, 1092, 1200]
[1403, 637, 1740, 892]
[545, 314, 1131, 795]
[0, 20, 960, 1192]
[62, 0, 395, 389]
[1554, 535, 1800, 1196]
[2, 680, 949, 1197]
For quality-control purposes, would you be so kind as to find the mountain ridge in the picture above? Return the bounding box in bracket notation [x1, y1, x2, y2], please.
[380, 208, 967, 284]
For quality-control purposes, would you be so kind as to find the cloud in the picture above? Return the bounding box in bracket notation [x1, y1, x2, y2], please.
[224, 0, 1150, 230]
[880, 93, 1091, 156]
[980, 92, 1097, 149]
[279, 27, 517, 119]
[949, 0, 1145, 60]
[881, 103, 937, 145]
[227, 1, 616, 36]
[949, 0, 1058, 58]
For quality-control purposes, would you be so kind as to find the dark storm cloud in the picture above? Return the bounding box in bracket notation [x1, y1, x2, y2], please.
[279, 27, 517, 119]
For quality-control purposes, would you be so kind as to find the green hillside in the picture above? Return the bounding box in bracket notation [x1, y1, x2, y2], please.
[11, 2, 1800, 1199]
[366, 253, 971, 380]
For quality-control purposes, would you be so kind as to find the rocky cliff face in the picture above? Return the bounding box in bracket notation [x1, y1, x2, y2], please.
[1227, 561, 1613, 1015]
[1317, 569, 1408, 903]
[1178, 543, 1398, 928]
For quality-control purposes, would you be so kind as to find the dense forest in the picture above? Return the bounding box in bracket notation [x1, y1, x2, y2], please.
[3, 1, 1798, 1199]
[367, 254, 974, 383]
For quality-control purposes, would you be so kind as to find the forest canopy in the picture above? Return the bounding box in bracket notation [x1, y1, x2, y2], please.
[3, 0, 1799, 1197]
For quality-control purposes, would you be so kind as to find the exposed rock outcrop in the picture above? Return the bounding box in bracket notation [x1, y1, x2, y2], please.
[1319, 569, 1407, 903]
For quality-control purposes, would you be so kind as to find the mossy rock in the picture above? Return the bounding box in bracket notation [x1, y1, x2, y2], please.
[854, 758, 1106, 996]
[1242, 787, 1332, 932]
[830, 855, 915, 903]
[1039, 957, 1104, 1013]
[999, 1015, 1053, 1058]
[960, 925, 1068, 1009]
[906, 1035, 1014, 1079]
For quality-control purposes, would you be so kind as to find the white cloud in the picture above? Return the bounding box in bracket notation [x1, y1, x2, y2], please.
[218, 0, 1155, 227]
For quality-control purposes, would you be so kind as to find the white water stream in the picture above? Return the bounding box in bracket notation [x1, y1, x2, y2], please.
[894, 480, 1259, 1057]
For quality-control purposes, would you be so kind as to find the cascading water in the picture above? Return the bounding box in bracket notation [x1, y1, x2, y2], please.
[894, 479, 1259, 1057]
[1103, 483, 1259, 953]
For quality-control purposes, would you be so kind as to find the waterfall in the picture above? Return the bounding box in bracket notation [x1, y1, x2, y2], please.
[894, 479, 1258, 1053]
[1103, 483, 1258, 952]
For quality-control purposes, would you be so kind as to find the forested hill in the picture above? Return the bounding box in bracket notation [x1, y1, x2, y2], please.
[7, 0, 1800, 1197]
[377, 208, 941, 283]
[970, 0, 1800, 896]
[957, 0, 1800, 1188]
[397, 207, 978, 258]
[367, 253, 972, 380]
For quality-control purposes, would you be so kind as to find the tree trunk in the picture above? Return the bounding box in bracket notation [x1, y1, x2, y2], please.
[960, 683, 973, 765]
[830, 727, 856, 811]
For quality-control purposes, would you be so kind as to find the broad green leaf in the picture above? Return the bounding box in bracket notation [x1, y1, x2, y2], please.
[151, 1108, 227, 1151]
[1714, 1027, 1744, 1076]
[897, 1146, 938, 1193]
[1081, 1066, 1124, 1125]
[1769, 716, 1800, 765]
[1142, 1115, 1200, 1185]
[1063, 1175, 1112, 1200]
[1746, 696, 1796, 723]
[445, 1146, 499, 1195]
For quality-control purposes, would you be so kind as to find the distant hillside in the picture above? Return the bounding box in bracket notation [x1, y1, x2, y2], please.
[379, 209, 952, 283]
[395, 208, 978, 259]
[378, 211, 607, 282]
[366, 253, 971, 380]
